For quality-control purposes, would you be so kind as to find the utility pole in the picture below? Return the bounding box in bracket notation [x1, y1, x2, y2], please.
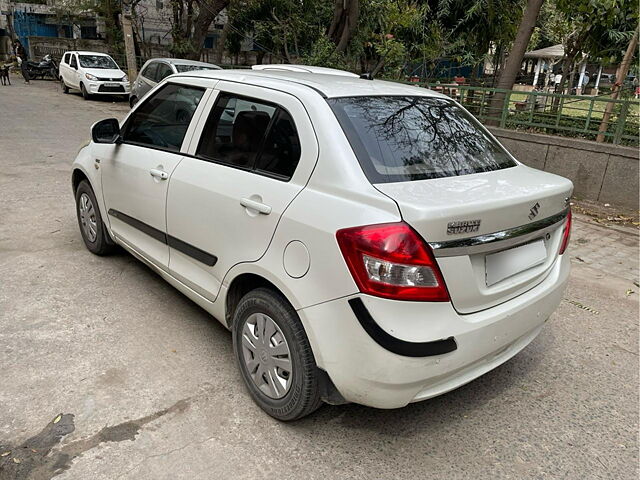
[121, 0, 138, 81]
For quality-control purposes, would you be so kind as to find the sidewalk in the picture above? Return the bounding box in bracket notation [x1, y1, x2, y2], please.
[570, 212, 639, 283]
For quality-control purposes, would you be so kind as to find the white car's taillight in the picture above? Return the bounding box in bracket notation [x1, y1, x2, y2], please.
[559, 209, 572, 255]
[336, 222, 450, 301]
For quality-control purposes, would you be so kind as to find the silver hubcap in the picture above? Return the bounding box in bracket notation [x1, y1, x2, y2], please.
[241, 313, 292, 399]
[78, 193, 97, 242]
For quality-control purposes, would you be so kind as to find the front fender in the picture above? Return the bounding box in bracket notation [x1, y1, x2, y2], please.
[71, 144, 109, 231]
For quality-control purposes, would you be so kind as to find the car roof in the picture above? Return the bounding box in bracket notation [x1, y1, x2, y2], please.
[68, 51, 113, 56]
[251, 64, 359, 77]
[172, 68, 446, 99]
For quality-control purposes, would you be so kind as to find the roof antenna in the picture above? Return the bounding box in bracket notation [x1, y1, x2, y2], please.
[359, 72, 374, 80]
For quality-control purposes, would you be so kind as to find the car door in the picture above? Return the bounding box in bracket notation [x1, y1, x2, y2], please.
[136, 61, 158, 99]
[59, 53, 69, 80]
[96, 81, 211, 267]
[165, 82, 319, 301]
[67, 53, 80, 88]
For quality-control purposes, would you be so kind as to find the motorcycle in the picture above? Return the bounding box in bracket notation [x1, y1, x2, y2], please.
[26, 54, 58, 80]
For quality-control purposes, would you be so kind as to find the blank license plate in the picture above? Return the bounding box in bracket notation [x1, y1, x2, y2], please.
[485, 240, 547, 286]
[105, 83, 119, 87]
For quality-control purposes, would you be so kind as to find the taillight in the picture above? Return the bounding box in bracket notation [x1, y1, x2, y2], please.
[559, 209, 572, 255]
[336, 222, 450, 301]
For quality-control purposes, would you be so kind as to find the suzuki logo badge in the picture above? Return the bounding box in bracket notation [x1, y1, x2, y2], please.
[528, 202, 541, 220]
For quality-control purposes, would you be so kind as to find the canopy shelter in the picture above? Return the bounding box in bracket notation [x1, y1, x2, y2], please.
[523, 44, 601, 94]
[524, 44, 565, 60]
[524, 44, 565, 87]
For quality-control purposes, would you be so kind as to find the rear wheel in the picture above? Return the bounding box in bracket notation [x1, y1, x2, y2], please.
[60, 77, 69, 94]
[80, 82, 90, 100]
[75, 180, 115, 255]
[232, 288, 322, 421]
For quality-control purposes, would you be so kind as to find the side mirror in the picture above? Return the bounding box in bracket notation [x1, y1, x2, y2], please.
[91, 118, 121, 144]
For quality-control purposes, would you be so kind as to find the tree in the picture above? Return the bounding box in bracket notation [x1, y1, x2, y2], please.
[51, 0, 129, 53]
[190, 0, 230, 59]
[552, 0, 638, 96]
[328, 0, 359, 53]
[167, 0, 230, 59]
[596, 26, 639, 142]
[226, 0, 334, 65]
[487, 0, 544, 125]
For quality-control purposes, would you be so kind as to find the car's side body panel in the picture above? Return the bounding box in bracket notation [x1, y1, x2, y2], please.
[165, 82, 321, 302]
[218, 93, 403, 310]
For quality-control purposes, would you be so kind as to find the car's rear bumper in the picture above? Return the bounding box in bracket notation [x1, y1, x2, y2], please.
[298, 254, 570, 409]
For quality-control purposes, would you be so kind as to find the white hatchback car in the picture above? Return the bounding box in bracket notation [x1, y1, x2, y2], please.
[72, 67, 573, 420]
[59, 51, 130, 100]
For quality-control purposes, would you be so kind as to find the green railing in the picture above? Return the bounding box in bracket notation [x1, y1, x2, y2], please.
[411, 84, 640, 147]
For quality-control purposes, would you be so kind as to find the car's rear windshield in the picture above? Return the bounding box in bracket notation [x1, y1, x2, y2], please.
[79, 55, 118, 69]
[175, 64, 218, 73]
[328, 96, 516, 183]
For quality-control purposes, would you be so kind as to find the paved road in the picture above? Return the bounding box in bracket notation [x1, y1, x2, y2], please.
[1, 81, 638, 480]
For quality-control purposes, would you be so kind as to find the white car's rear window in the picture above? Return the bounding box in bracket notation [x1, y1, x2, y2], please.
[328, 96, 516, 183]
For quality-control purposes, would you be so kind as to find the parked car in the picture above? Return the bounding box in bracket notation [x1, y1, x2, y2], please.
[59, 51, 129, 100]
[598, 73, 616, 86]
[72, 66, 573, 421]
[129, 58, 221, 107]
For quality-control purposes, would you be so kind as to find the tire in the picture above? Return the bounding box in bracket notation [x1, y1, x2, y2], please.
[61, 77, 69, 94]
[75, 180, 115, 256]
[80, 82, 90, 100]
[232, 287, 322, 421]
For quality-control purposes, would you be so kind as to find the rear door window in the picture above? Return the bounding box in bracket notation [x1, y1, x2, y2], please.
[141, 62, 158, 81]
[63, 53, 70, 64]
[122, 83, 205, 152]
[155, 63, 174, 82]
[328, 96, 516, 183]
[197, 93, 276, 169]
[254, 110, 301, 179]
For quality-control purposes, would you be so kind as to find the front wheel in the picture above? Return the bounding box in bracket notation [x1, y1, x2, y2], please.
[232, 288, 322, 421]
[75, 180, 115, 255]
[80, 82, 90, 100]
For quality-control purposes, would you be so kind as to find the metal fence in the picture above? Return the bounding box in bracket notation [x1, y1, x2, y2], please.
[412, 84, 639, 147]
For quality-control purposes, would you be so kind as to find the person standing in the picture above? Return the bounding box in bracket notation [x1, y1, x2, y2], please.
[14, 40, 30, 84]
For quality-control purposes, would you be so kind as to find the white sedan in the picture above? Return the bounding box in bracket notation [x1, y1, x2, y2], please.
[71, 66, 573, 420]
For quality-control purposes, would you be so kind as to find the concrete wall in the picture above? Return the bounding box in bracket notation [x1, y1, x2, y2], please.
[489, 127, 639, 209]
[29, 36, 110, 59]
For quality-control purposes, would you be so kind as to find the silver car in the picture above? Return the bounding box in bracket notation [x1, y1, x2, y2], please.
[129, 58, 221, 107]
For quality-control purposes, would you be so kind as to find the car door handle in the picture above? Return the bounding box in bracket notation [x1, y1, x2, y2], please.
[240, 198, 272, 215]
[149, 168, 168, 180]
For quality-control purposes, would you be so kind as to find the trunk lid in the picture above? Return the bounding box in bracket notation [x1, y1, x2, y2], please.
[375, 165, 573, 313]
